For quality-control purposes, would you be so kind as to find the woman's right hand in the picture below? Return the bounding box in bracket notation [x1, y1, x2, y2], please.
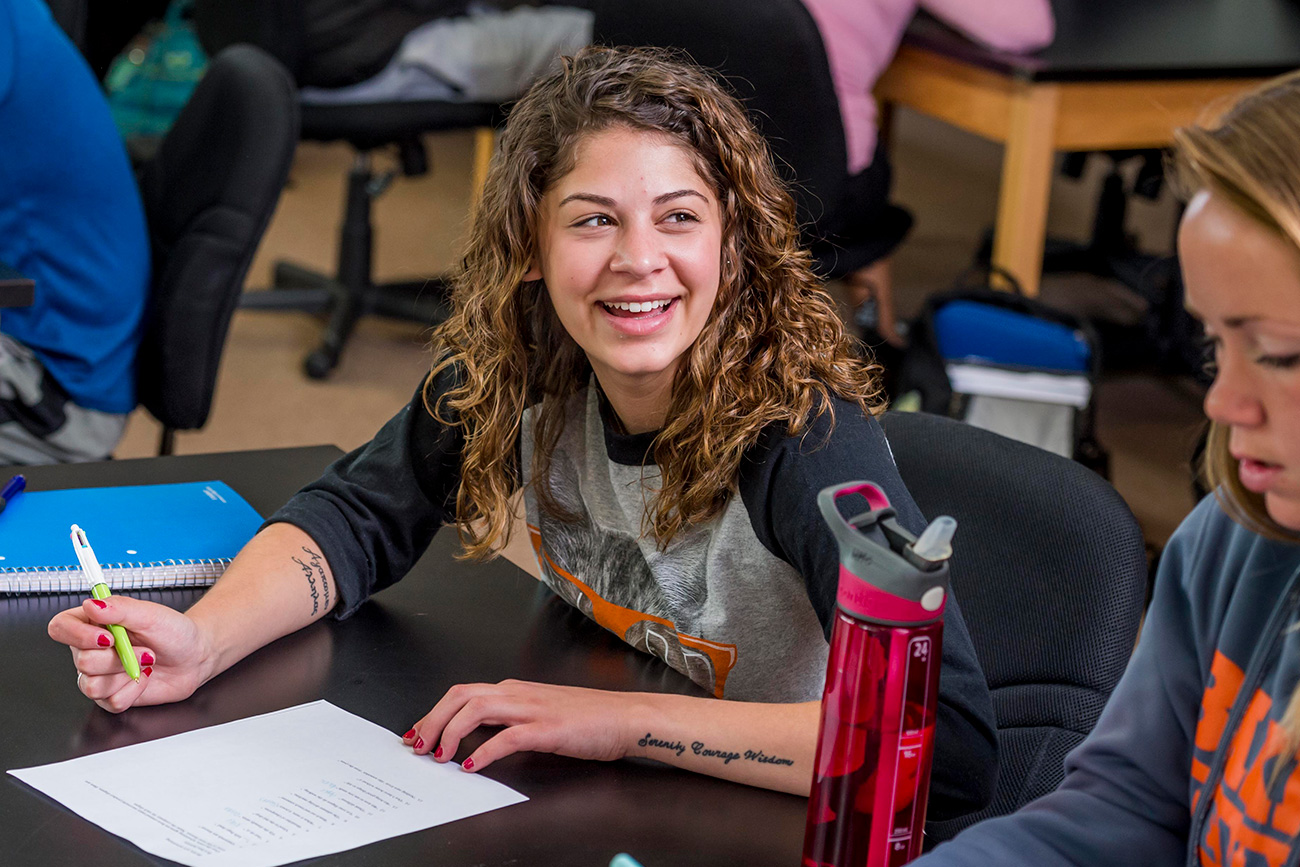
[47, 595, 214, 713]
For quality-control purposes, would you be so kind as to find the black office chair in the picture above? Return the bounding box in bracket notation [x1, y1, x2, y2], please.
[578, 0, 913, 281]
[134, 44, 299, 455]
[192, 0, 500, 380]
[877, 411, 1148, 840]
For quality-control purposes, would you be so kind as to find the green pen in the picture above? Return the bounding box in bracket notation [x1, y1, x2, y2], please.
[70, 524, 141, 682]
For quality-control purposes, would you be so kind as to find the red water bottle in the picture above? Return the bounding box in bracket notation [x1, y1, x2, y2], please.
[802, 481, 955, 867]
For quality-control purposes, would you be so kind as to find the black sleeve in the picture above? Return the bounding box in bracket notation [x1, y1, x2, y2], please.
[739, 399, 999, 821]
[264, 367, 467, 618]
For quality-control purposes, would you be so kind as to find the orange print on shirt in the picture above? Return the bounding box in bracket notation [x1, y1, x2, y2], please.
[1198, 652, 1246, 755]
[529, 525, 738, 698]
[1195, 650, 1300, 866]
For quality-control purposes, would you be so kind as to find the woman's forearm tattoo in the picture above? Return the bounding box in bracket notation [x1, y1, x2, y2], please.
[637, 732, 795, 766]
[290, 546, 331, 616]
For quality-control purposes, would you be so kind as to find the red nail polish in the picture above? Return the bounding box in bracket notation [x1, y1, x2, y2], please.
[403, 729, 416, 740]
[90, 599, 107, 609]
[140, 652, 155, 666]
[434, 745, 443, 759]
[97, 634, 111, 647]
[414, 738, 425, 751]
[143, 666, 153, 677]
[462, 758, 474, 771]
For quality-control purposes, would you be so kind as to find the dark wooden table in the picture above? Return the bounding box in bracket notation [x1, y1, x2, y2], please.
[1, 447, 807, 866]
[875, 0, 1300, 295]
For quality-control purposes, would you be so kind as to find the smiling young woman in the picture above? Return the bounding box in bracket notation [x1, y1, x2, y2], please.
[48, 47, 997, 812]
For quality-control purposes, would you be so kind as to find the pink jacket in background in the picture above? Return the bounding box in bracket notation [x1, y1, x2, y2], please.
[801, 0, 1055, 174]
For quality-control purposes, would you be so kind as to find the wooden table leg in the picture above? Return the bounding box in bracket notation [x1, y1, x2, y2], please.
[991, 84, 1060, 295]
[472, 127, 496, 203]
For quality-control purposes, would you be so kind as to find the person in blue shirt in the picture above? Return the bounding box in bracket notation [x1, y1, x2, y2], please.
[0, 0, 150, 464]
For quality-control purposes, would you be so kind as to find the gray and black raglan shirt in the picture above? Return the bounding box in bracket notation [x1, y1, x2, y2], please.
[270, 369, 998, 821]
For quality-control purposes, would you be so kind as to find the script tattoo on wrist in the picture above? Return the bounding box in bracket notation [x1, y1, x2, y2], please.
[290, 547, 330, 616]
[637, 733, 795, 767]
[637, 733, 686, 757]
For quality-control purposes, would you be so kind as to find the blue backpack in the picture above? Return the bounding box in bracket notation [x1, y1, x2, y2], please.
[895, 266, 1109, 476]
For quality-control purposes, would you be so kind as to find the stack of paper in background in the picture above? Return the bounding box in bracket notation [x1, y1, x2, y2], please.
[933, 300, 1096, 461]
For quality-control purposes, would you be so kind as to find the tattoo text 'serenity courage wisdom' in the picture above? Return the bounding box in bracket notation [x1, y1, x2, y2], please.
[637, 733, 795, 766]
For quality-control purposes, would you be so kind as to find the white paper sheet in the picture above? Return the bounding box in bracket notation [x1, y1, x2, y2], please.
[9, 700, 528, 867]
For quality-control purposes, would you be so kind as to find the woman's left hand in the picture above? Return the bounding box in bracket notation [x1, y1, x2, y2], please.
[402, 680, 639, 772]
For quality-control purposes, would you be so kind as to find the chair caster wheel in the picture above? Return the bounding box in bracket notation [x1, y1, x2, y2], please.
[304, 349, 336, 380]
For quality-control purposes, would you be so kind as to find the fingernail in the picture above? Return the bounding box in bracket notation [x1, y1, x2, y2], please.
[143, 666, 153, 677]
[91, 600, 107, 609]
[462, 757, 474, 771]
[403, 729, 416, 740]
[140, 652, 155, 666]
[434, 745, 443, 759]
[414, 737, 425, 751]
[97, 634, 111, 647]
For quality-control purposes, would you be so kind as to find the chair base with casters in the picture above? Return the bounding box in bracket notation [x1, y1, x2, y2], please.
[239, 141, 455, 379]
[234, 96, 500, 380]
[977, 150, 1167, 298]
[1030, 152, 1170, 340]
[978, 150, 1196, 375]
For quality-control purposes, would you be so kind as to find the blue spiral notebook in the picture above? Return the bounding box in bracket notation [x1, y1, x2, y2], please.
[0, 481, 263, 594]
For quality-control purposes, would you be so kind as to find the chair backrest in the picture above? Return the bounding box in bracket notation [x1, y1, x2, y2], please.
[877, 411, 1148, 839]
[582, 0, 908, 277]
[580, 0, 846, 233]
[191, 0, 307, 79]
[135, 44, 298, 438]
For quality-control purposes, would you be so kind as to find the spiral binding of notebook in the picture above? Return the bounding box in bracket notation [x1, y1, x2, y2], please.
[0, 558, 234, 595]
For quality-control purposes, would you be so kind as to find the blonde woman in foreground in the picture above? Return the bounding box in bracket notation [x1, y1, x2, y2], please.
[914, 71, 1300, 866]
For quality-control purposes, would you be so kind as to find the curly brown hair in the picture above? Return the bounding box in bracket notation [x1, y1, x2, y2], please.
[427, 45, 882, 558]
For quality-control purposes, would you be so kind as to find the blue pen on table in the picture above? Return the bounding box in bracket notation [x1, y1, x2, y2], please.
[0, 473, 25, 514]
[70, 524, 142, 682]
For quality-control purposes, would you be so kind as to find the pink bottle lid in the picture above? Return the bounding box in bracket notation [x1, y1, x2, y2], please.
[819, 481, 949, 627]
